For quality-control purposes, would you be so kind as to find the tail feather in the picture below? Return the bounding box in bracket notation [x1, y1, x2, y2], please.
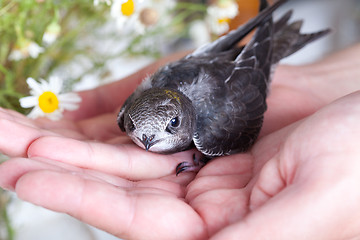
[272, 16, 331, 63]
[188, 0, 288, 58]
[234, 1, 330, 83]
[274, 10, 293, 32]
[190, 0, 330, 68]
[281, 29, 331, 59]
[259, 0, 269, 11]
[271, 20, 304, 63]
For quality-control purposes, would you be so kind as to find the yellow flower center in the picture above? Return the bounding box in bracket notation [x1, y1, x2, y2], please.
[121, 0, 135, 17]
[218, 17, 231, 24]
[38, 91, 59, 113]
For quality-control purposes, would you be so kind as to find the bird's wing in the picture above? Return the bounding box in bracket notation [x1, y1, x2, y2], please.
[192, 66, 267, 156]
[191, 2, 275, 156]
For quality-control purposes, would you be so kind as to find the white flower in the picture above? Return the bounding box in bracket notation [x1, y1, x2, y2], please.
[111, 0, 139, 30]
[42, 22, 61, 45]
[189, 20, 211, 47]
[111, 0, 174, 34]
[8, 39, 45, 61]
[20, 77, 82, 121]
[207, 0, 238, 35]
[137, 0, 175, 33]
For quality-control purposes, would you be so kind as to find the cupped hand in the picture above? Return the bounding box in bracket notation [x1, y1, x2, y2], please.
[1, 45, 360, 239]
[211, 90, 360, 239]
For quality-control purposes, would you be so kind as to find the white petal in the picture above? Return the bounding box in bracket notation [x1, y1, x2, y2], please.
[60, 102, 79, 111]
[46, 110, 63, 121]
[28, 42, 45, 58]
[58, 93, 81, 111]
[211, 22, 229, 35]
[59, 93, 82, 102]
[26, 78, 43, 95]
[42, 33, 57, 45]
[8, 50, 24, 61]
[189, 20, 211, 47]
[111, 0, 136, 30]
[48, 76, 63, 94]
[27, 107, 44, 119]
[19, 96, 38, 108]
[39, 78, 50, 92]
[111, 0, 123, 18]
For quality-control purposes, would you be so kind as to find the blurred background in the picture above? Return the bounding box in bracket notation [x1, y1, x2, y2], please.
[1, 0, 360, 239]
[74, 0, 360, 91]
[275, 0, 360, 64]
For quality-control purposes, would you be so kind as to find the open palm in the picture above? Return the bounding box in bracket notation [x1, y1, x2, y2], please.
[1, 46, 360, 239]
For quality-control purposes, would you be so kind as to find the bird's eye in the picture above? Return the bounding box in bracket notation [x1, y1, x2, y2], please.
[166, 117, 180, 134]
[170, 117, 180, 127]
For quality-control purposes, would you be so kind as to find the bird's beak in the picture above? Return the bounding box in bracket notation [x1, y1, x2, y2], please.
[143, 140, 151, 151]
[139, 134, 155, 151]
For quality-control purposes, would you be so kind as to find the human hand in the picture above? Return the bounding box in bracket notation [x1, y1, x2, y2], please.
[0, 51, 195, 180]
[210, 90, 360, 239]
[1, 45, 360, 239]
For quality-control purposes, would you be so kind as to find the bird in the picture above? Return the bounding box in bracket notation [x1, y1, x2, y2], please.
[117, 0, 330, 174]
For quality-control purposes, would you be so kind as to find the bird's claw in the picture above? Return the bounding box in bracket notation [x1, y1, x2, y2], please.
[176, 153, 206, 175]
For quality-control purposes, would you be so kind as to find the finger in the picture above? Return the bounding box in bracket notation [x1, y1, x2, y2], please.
[192, 189, 249, 237]
[0, 107, 80, 133]
[0, 157, 129, 191]
[186, 154, 253, 201]
[0, 158, 62, 191]
[0, 118, 56, 157]
[0, 116, 87, 157]
[185, 155, 253, 235]
[0, 157, 189, 201]
[0, 107, 87, 141]
[0, 107, 37, 128]
[211, 173, 360, 240]
[253, 91, 360, 208]
[15, 170, 207, 239]
[27, 136, 194, 180]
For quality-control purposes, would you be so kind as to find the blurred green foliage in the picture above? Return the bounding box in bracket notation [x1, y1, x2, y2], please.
[0, 0, 109, 112]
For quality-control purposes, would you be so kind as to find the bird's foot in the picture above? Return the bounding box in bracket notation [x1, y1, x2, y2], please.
[176, 153, 208, 175]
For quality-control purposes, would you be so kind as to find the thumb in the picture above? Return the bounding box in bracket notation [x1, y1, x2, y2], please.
[211, 171, 358, 240]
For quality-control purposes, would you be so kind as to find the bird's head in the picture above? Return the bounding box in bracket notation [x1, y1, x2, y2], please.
[123, 88, 196, 153]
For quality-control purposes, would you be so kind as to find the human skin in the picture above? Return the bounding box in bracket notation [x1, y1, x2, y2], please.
[0, 44, 360, 239]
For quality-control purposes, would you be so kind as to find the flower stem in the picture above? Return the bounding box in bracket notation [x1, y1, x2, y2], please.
[0, 189, 14, 240]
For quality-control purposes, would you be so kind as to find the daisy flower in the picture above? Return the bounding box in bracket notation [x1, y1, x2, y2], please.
[42, 21, 61, 45]
[206, 0, 239, 36]
[19, 77, 82, 121]
[111, 0, 139, 31]
[189, 20, 211, 47]
[8, 39, 45, 61]
[139, 0, 175, 32]
[111, 0, 174, 34]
